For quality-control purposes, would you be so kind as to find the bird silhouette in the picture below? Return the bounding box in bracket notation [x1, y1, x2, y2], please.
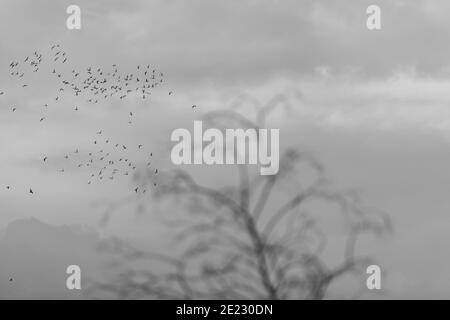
[4, 44, 162, 192]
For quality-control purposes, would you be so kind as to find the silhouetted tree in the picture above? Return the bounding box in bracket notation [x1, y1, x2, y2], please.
[89, 91, 391, 299]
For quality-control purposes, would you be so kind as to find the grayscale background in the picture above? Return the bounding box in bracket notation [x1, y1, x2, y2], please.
[0, 0, 448, 299]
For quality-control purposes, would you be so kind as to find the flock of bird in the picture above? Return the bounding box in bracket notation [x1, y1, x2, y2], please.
[44, 128, 159, 192]
[7, 44, 166, 112]
[0, 43, 189, 195]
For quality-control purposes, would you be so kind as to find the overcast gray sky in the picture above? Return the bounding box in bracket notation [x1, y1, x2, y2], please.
[1, 0, 450, 299]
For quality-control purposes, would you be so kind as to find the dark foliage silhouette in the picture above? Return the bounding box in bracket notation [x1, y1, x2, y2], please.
[89, 92, 391, 299]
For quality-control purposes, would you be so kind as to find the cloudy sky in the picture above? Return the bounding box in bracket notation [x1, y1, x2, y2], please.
[1, 0, 450, 299]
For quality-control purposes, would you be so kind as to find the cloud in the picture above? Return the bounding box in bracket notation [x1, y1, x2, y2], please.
[5, 0, 450, 88]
